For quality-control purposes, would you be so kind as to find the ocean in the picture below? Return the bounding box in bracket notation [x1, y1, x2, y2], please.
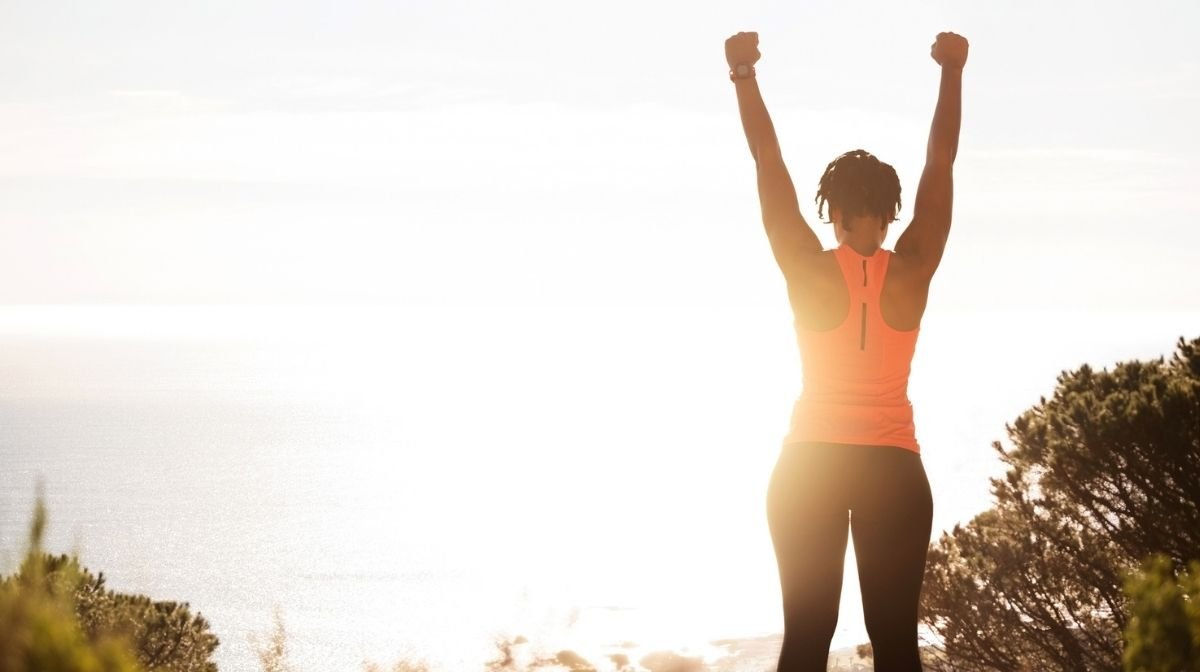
[1, 305, 1195, 671]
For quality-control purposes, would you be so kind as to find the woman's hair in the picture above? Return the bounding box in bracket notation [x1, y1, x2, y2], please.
[815, 149, 902, 227]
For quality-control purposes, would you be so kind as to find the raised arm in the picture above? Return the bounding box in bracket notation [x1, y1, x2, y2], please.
[895, 32, 969, 276]
[726, 32, 823, 281]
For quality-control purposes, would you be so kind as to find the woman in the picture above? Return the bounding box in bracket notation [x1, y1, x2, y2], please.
[725, 30, 968, 672]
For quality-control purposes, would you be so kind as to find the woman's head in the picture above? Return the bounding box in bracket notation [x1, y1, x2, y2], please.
[815, 149, 901, 242]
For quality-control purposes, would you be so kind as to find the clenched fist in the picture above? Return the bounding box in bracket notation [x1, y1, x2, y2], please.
[931, 32, 969, 70]
[725, 31, 761, 70]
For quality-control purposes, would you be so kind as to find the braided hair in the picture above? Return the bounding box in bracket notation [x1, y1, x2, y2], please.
[815, 149, 902, 229]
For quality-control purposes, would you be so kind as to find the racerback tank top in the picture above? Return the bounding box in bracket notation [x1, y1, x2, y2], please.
[783, 243, 921, 453]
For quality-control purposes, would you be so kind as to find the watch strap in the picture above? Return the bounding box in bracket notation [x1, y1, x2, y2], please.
[729, 64, 756, 82]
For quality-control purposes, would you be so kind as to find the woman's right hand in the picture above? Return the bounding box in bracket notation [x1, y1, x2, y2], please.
[930, 32, 969, 70]
[725, 31, 761, 70]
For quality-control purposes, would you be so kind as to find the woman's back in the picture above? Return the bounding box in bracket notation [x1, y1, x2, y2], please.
[785, 243, 922, 452]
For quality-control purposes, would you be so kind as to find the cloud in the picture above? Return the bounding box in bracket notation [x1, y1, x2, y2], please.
[107, 89, 187, 98]
[963, 146, 1183, 164]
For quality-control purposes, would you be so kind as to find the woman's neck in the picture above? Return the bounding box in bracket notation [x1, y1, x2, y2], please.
[841, 239, 881, 256]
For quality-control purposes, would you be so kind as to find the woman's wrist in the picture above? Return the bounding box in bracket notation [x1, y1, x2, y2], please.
[729, 63, 757, 82]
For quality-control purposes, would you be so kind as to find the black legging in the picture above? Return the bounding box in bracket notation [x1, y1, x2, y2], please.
[766, 441, 933, 672]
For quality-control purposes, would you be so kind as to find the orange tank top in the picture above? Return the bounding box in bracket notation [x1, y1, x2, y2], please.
[783, 243, 921, 453]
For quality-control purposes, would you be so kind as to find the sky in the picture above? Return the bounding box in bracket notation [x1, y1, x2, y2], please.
[1, 0, 1197, 310]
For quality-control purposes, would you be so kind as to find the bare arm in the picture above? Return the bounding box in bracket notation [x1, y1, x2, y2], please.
[896, 32, 969, 276]
[726, 32, 822, 280]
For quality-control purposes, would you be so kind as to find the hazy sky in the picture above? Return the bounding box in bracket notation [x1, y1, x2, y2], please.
[1, 0, 1198, 309]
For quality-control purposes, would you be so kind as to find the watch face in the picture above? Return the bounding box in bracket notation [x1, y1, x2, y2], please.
[736, 64, 750, 76]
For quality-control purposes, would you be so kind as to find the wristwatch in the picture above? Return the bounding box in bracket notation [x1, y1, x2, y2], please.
[729, 63, 756, 82]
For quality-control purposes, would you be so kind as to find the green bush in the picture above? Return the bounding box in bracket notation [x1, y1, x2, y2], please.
[920, 336, 1200, 670]
[0, 495, 142, 672]
[1123, 554, 1200, 672]
[0, 493, 219, 672]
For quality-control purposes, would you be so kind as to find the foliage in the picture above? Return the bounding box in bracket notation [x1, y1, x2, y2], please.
[0, 496, 142, 672]
[253, 610, 293, 672]
[1122, 554, 1200, 672]
[920, 337, 1200, 671]
[71, 560, 219, 672]
[0, 494, 220, 672]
